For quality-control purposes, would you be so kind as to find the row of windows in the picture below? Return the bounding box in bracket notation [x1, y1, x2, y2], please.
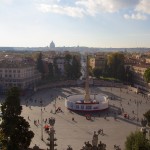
[0, 73, 34, 78]
[5, 83, 21, 87]
[76, 105, 92, 109]
[2, 74, 20, 78]
[4, 82, 34, 88]
[0, 70, 20, 73]
[0, 68, 34, 73]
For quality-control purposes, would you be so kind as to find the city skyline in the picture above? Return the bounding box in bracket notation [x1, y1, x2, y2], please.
[0, 0, 150, 48]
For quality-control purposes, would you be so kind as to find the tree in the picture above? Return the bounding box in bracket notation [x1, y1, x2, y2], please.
[93, 67, 103, 79]
[53, 57, 61, 79]
[64, 54, 81, 80]
[64, 54, 73, 79]
[107, 52, 126, 81]
[0, 87, 34, 150]
[36, 52, 44, 75]
[125, 131, 150, 150]
[125, 66, 133, 85]
[144, 109, 150, 126]
[71, 56, 82, 79]
[0, 130, 7, 150]
[48, 63, 54, 78]
[144, 68, 150, 83]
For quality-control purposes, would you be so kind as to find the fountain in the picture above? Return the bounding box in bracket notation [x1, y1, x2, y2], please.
[65, 55, 109, 112]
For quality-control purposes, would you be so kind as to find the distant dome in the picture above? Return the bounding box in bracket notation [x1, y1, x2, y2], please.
[50, 41, 55, 49]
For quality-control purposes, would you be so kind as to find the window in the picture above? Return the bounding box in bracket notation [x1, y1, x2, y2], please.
[81, 105, 84, 110]
[13, 70, 16, 73]
[76, 105, 79, 109]
[86, 106, 92, 109]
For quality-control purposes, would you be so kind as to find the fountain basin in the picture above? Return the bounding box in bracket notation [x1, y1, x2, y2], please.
[65, 94, 109, 112]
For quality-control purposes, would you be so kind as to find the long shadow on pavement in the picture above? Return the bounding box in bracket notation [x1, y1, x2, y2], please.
[117, 116, 141, 127]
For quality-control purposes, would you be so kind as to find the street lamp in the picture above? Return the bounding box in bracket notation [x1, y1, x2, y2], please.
[136, 100, 139, 130]
[47, 117, 57, 150]
[119, 88, 121, 101]
[40, 99, 43, 141]
[54, 98, 56, 114]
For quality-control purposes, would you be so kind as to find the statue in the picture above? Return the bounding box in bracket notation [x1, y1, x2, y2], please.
[92, 131, 98, 146]
[33, 144, 40, 150]
[49, 117, 55, 126]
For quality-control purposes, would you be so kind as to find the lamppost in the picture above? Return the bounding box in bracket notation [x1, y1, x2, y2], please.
[40, 99, 43, 141]
[54, 98, 56, 114]
[47, 117, 57, 150]
[120, 88, 121, 101]
[136, 100, 139, 130]
[81, 130, 106, 150]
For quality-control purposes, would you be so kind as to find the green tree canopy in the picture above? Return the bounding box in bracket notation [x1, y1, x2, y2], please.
[64, 54, 72, 79]
[93, 67, 103, 79]
[144, 68, 150, 83]
[36, 52, 44, 74]
[64, 54, 81, 80]
[71, 56, 82, 79]
[0, 130, 7, 150]
[144, 109, 150, 126]
[107, 52, 126, 81]
[53, 57, 61, 79]
[125, 131, 150, 150]
[48, 62, 54, 78]
[1, 87, 34, 150]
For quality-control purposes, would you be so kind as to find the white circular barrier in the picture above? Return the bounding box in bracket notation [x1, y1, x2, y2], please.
[65, 94, 109, 112]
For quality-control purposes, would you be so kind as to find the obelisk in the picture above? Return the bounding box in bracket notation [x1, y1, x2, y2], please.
[84, 55, 90, 103]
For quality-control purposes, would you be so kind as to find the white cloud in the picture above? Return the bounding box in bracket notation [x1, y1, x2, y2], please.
[123, 0, 150, 20]
[76, 0, 139, 15]
[1, 0, 14, 5]
[37, 4, 85, 18]
[36, 0, 150, 20]
[124, 13, 147, 20]
[135, 0, 150, 14]
[37, 0, 140, 17]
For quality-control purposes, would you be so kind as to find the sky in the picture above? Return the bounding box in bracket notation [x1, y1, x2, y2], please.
[0, 0, 150, 48]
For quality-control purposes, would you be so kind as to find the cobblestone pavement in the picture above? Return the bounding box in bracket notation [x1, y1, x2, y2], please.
[20, 86, 150, 150]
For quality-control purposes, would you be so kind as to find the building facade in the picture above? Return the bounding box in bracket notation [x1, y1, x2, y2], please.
[0, 59, 41, 92]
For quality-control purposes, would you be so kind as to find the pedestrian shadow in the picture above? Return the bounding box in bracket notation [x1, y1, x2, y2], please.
[117, 116, 141, 127]
[100, 133, 108, 136]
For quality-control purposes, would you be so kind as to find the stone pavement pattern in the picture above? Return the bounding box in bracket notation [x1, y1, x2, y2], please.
[20, 86, 150, 150]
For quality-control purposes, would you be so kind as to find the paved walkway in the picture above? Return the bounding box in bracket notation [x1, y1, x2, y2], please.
[20, 86, 150, 150]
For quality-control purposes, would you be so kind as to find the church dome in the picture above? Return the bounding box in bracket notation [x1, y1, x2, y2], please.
[50, 41, 55, 49]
